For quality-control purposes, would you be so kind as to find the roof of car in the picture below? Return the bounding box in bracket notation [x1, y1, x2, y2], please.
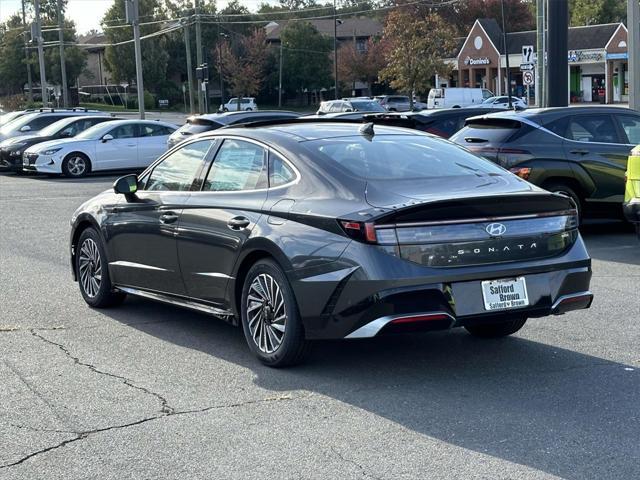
[218, 121, 423, 142]
[466, 106, 637, 124]
[189, 110, 300, 125]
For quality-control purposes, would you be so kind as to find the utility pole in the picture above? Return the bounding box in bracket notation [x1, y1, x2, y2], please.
[278, 40, 283, 108]
[21, 0, 33, 102]
[629, 0, 640, 111]
[33, 0, 48, 107]
[195, 0, 204, 113]
[536, 0, 545, 107]
[57, 0, 69, 108]
[500, 0, 512, 109]
[183, 19, 195, 114]
[547, 0, 568, 107]
[333, 0, 338, 100]
[127, 0, 145, 119]
[218, 29, 227, 109]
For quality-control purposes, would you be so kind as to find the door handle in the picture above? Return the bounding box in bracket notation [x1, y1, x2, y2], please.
[159, 212, 179, 224]
[570, 149, 589, 155]
[227, 216, 250, 230]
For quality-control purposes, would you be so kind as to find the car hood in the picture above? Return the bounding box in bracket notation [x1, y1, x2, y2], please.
[28, 137, 91, 153]
[365, 173, 538, 208]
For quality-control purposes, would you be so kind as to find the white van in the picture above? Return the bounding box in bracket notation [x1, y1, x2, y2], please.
[427, 88, 493, 109]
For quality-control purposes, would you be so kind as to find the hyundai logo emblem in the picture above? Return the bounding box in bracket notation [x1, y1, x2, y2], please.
[486, 223, 507, 236]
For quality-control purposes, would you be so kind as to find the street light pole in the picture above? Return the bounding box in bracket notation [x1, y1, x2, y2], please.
[547, 0, 568, 107]
[33, 0, 48, 107]
[57, 0, 69, 108]
[629, 0, 640, 111]
[183, 19, 195, 114]
[334, 0, 338, 100]
[500, 0, 512, 109]
[21, 0, 33, 103]
[126, 0, 145, 119]
[278, 40, 283, 108]
[195, 0, 204, 113]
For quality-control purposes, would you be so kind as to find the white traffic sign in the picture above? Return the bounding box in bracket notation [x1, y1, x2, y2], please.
[522, 45, 534, 64]
[520, 63, 535, 71]
[523, 70, 535, 86]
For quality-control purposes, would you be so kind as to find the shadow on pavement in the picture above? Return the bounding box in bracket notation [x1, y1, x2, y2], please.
[103, 298, 639, 480]
[580, 221, 639, 265]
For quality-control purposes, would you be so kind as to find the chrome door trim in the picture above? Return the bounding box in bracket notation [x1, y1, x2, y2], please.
[116, 285, 233, 318]
[109, 261, 170, 272]
[194, 272, 235, 279]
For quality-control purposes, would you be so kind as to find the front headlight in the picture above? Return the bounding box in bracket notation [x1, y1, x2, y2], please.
[41, 147, 62, 155]
[7, 143, 26, 156]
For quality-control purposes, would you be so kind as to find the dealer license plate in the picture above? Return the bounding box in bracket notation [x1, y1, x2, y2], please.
[481, 277, 529, 311]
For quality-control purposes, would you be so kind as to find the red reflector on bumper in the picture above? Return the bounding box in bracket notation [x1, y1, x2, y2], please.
[390, 313, 451, 325]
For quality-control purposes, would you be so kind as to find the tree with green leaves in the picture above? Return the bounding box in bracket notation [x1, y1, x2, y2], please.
[102, 0, 169, 93]
[569, 0, 627, 25]
[0, 14, 29, 95]
[280, 22, 332, 100]
[379, 9, 455, 109]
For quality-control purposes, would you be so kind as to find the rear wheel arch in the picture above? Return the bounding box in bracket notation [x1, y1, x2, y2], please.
[541, 176, 585, 202]
[62, 151, 92, 177]
[231, 243, 293, 321]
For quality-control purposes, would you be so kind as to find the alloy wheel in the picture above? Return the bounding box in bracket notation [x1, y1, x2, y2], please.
[78, 238, 102, 298]
[67, 156, 86, 176]
[246, 273, 287, 354]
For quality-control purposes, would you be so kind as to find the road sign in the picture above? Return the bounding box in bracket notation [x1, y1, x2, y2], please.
[522, 45, 534, 64]
[520, 63, 535, 71]
[523, 70, 535, 86]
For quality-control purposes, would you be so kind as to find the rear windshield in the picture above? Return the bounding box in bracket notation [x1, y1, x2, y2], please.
[450, 118, 521, 145]
[304, 134, 504, 180]
[180, 118, 221, 134]
[350, 101, 386, 112]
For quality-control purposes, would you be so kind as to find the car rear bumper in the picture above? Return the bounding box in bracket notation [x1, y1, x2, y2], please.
[292, 236, 593, 340]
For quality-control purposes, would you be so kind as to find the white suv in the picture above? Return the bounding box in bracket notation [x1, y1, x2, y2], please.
[222, 98, 258, 112]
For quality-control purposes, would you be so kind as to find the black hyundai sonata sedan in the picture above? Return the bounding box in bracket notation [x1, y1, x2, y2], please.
[69, 122, 593, 366]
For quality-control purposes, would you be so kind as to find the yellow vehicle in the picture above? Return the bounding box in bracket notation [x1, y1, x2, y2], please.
[624, 145, 640, 235]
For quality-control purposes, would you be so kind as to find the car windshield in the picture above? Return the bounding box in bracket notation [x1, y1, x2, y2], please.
[38, 117, 78, 136]
[0, 113, 38, 135]
[75, 122, 120, 140]
[350, 101, 386, 112]
[180, 118, 221, 134]
[482, 97, 498, 104]
[305, 134, 505, 180]
[0, 111, 25, 126]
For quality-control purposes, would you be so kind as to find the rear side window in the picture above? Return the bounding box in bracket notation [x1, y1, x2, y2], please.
[141, 124, 174, 137]
[269, 152, 296, 187]
[203, 139, 267, 191]
[305, 134, 504, 180]
[450, 118, 521, 145]
[427, 117, 459, 137]
[565, 115, 619, 143]
[617, 115, 640, 144]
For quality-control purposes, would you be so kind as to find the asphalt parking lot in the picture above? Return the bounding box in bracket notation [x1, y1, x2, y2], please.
[1, 173, 638, 480]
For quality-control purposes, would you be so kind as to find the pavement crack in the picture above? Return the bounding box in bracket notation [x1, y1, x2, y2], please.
[329, 446, 382, 480]
[0, 416, 163, 470]
[30, 329, 174, 414]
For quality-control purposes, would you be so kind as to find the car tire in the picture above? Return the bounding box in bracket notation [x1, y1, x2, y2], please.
[465, 317, 527, 338]
[223, 108, 229, 112]
[241, 259, 309, 367]
[245, 108, 252, 111]
[76, 228, 126, 308]
[62, 153, 91, 178]
[545, 183, 582, 219]
[452, 105, 461, 108]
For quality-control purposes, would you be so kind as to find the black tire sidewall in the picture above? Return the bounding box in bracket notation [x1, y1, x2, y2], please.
[63, 153, 90, 178]
[546, 183, 581, 218]
[240, 259, 305, 367]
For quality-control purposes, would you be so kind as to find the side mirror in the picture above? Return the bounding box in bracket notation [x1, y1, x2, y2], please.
[102, 134, 114, 143]
[20, 125, 31, 132]
[113, 174, 138, 195]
